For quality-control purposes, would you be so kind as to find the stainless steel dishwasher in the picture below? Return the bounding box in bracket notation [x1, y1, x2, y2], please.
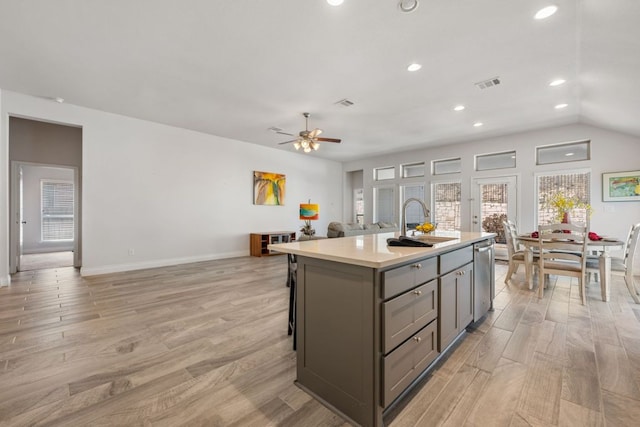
[473, 239, 495, 321]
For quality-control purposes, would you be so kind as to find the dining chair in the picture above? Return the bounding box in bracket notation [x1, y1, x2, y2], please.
[586, 222, 640, 304]
[503, 219, 536, 287]
[537, 223, 589, 304]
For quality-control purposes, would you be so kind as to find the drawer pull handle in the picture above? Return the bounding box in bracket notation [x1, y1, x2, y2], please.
[414, 290, 422, 296]
[413, 263, 422, 269]
[413, 336, 422, 342]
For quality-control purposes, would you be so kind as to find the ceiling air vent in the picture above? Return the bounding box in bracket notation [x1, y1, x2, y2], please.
[335, 98, 354, 107]
[475, 77, 501, 90]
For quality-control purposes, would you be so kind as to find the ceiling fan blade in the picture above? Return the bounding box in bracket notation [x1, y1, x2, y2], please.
[278, 139, 299, 145]
[309, 128, 323, 138]
[315, 137, 341, 143]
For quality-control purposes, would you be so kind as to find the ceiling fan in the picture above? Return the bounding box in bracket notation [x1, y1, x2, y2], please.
[278, 112, 342, 153]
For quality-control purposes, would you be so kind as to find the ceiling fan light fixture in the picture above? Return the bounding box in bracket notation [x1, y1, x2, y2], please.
[304, 146, 312, 153]
[312, 142, 319, 151]
[293, 141, 301, 150]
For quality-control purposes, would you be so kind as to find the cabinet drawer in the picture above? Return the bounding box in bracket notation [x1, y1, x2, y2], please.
[383, 280, 437, 354]
[383, 320, 438, 407]
[382, 257, 437, 299]
[440, 246, 473, 275]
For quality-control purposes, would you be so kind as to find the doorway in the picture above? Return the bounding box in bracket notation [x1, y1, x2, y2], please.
[471, 176, 518, 259]
[8, 117, 82, 273]
[11, 163, 79, 272]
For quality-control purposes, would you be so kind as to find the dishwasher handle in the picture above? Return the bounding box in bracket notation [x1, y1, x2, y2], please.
[475, 245, 493, 253]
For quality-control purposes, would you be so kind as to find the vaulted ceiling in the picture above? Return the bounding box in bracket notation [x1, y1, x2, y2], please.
[0, 0, 638, 161]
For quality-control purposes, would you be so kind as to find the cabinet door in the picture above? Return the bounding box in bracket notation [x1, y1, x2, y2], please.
[458, 263, 474, 329]
[438, 270, 459, 352]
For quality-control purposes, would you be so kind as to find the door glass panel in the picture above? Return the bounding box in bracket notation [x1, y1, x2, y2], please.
[479, 183, 509, 244]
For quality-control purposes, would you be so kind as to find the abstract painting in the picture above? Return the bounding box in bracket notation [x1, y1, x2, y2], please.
[253, 171, 286, 205]
[602, 171, 640, 202]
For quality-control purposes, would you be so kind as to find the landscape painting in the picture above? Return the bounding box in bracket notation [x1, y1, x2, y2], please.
[253, 171, 286, 205]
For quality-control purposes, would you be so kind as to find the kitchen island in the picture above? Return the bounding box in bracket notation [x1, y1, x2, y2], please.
[269, 231, 495, 427]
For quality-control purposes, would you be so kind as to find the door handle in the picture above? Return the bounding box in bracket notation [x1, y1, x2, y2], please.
[21, 221, 27, 224]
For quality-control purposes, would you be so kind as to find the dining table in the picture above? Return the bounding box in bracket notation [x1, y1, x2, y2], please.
[517, 234, 624, 302]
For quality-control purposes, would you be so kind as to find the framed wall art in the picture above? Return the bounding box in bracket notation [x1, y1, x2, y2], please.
[602, 170, 640, 202]
[253, 171, 286, 205]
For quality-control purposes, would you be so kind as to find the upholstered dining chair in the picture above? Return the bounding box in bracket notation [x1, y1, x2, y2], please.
[503, 219, 537, 287]
[586, 222, 640, 304]
[537, 223, 589, 304]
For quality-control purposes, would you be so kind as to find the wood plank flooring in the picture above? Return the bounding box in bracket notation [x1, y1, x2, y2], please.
[1, 257, 640, 426]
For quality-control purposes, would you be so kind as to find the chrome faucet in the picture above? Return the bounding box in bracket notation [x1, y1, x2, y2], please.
[402, 198, 430, 237]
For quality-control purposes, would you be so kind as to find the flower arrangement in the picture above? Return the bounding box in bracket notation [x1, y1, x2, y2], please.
[415, 222, 436, 233]
[545, 192, 592, 222]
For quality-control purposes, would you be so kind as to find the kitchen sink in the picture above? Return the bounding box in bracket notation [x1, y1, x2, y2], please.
[412, 235, 457, 244]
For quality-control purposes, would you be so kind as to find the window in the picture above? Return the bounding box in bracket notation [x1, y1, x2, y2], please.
[433, 158, 461, 175]
[401, 162, 425, 178]
[41, 180, 74, 241]
[374, 186, 395, 223]
[432, 181, 461, 231]
[374, 166, 395, 181]
[537, 171, 591, 226]
[475, 150, 516, 171]
[536, 140, 590, 165]
[401, 184, 426, 231]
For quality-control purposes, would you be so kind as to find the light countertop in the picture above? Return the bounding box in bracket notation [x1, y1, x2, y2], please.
[268, 231, 495, 269]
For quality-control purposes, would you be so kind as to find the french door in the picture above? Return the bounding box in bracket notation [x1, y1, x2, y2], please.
[471, 176, 517, 244]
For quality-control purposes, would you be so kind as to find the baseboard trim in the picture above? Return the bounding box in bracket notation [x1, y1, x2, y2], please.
[80, 250, 248, 276]
[0, 274, 11, 287]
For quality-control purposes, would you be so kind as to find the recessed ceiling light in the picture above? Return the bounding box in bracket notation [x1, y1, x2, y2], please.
[327, 0, 344, 6]
[54, 97, 65, 103]
[549, 79, 566, 87]
[565, 152, 574, 156]
[473, 122, 483, 127]
[535, 5, 558, 20]
[407, 63, 422, 72]
[555, 103, 568, 109]
[453, 105, 465, 111]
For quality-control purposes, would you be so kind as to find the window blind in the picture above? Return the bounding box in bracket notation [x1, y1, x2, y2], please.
[42, 181, 74, 241]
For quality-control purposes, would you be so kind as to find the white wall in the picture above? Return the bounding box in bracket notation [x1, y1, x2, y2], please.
[343, 123, 640, 248]
[21, 165, 75, 254]
[0, 90, 343, 280]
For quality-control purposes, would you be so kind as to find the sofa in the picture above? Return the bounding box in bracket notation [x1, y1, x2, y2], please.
[327, 221, 399, 238]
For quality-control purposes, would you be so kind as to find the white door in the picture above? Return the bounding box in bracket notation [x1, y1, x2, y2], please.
[471, 176, 517, 244]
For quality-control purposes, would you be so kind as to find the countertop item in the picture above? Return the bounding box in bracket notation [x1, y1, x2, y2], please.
[268, 230, 495, 269]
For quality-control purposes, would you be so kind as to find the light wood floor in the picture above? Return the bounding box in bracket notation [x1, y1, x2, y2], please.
[1, 257, 640, 426]
[19, 251, 74, 271]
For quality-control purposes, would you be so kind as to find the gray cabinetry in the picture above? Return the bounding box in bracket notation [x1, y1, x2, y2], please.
[383, 320, 438, 407]
[383, 279, 437, 353]
[294, 238, 491, 427]
[438, 261, 473, 352]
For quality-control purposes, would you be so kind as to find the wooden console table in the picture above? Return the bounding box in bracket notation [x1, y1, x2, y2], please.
[250, 231, 296, 257]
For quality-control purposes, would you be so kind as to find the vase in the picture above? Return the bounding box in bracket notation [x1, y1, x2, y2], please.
[561, 212, 570, 224]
